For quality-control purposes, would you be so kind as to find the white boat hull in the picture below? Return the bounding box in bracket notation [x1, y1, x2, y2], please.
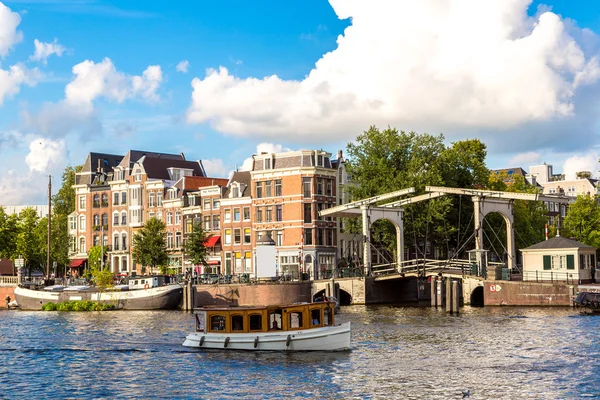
[183, 322, 351, 351]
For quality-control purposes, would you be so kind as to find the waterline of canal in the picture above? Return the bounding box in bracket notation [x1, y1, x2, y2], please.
[0, 306, 598, 399]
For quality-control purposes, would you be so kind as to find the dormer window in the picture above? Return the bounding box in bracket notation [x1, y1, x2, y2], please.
[133, 168, 142, 182]
[231, 183, 240, 198]
[264, 158, 272, 170]
[317, 155, 323, 166]
[172, 169, 180, 181]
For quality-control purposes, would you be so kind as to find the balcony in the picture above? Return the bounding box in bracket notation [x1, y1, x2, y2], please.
[93, 225, 109, 232]
[93, 202, 100, 208]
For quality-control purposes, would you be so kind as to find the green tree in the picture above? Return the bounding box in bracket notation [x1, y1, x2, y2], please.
[132, 217, 168, 274]
[16, 208, 44, 276]
[184, 220, 210, 269]
[87, 245, 109, 271]
[51, 165, 82, 272]
[562, 194, 600, 249]
[0, 207, 19, 260]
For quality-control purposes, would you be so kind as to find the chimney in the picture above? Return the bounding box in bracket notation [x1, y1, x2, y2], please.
[97, 159, 102, 173]
[180, 152, 186, 160]
[337, 149, 343, 159]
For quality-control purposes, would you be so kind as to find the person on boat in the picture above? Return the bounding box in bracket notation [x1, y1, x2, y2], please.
[272, 320, 279, 330]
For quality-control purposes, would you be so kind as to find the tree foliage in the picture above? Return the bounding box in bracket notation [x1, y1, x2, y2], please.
[184, 220, 210, 268]
[15, 208, 46, 275]
[562, 195, 600, 249]
[0, 207, 19, 260]
[132, 217, 168, 274]
[344, 126, 489, 259]
[51, 165, 82, 269]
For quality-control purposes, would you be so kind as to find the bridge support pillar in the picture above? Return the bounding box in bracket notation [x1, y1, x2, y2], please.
[473, 197, 516, 271]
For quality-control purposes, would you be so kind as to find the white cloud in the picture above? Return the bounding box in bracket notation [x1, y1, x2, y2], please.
[0, 63, 41, 106]
[562, 152, 599, 180]
[176, 60, 189, 73]
[30, 38, 66, 64]
[202, 158, 230, 178]
[24, 58, 163, 138]
[0, 2, 23, 58]
[25, 137, 67, 172]
[240, 143, 293, 171]
[186, 0, 600, 151]
[508, 151, 541, 167]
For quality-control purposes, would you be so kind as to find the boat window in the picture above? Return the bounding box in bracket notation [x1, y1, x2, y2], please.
[231, 315, 244, 332]
[195, 313, 205, 332]
[249, 314, 262, 331]
[210, 315, 226, 331]
[311, 309, 321, 327]
[289, 311, 304, 329]
[269, 310, 282, 330]
[324, 307, 332, 326]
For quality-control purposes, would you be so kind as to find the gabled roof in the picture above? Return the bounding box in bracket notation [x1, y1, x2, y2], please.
[76, 152, 123, 185]
[224, 171, 251, 197]
[522, 236, 595, 251]
[182, 176, 228, 191]
[138, 158, 205, 180]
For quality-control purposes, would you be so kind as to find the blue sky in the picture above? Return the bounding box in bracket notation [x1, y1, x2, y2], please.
[1, 0, 600, 204]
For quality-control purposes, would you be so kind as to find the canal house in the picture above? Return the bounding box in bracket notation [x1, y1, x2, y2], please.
[520, 236, 596, 283]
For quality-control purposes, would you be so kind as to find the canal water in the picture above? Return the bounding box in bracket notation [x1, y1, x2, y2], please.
[0, 306, 598, 399]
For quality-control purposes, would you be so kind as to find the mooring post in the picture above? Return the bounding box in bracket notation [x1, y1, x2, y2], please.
[445, 277, 452, 313]
[452, 280, 459, 315]
[187, 280, 193, 311]
[436, 278, 443, 309]
[430, 277, 436, 307]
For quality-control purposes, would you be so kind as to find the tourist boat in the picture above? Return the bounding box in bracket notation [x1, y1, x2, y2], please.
[13, 276, 183, 310]
[182, 301, 351, 351]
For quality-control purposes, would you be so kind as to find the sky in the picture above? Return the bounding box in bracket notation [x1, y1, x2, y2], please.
[1, 0, 600, 205]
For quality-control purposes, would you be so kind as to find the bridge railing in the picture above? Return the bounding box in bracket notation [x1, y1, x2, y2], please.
[0, 276, 18, 285]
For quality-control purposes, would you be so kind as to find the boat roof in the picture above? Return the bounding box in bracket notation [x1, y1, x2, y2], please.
[193, 302, 332, 312]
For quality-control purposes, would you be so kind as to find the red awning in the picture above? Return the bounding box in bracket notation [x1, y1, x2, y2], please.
[69, 258, 87, 267]
[206, 260, 220, 265]
[203, 236, 221, 247]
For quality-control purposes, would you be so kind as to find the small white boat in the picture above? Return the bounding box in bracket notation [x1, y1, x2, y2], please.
[183, 301, 351, 351]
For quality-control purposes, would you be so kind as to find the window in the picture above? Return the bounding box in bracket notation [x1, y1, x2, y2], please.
[101, 193, 108, 206]
[234, 229, 241, 244]
[303, 178, 312, 198]
[232, 186, 239, 198]
[167, 232, 173, 248]
[235, 252, 242, 273]
[93, 214, 100, 227]
[113, 192, 119, 205]
[204, 216, 211, 230]
[93, 235, 99, 247]
[175, 232, 182, 248]
[265, 181, 272, 197]
[275, 179, 282, 197]
[276, 230, 282, 246]
[264, 158, 272, 169]
[269, 311, 282, 331]
[93, 194, 100, 208]
[175, 211, 181, 225]
[317, 179, 323, 195]
[225, 252, 232, 275]
[327, 180, 332, 196]
[167, 212, 173, 225]
[156, 212, 162, 221]
[311, 309, 321, 326]
[551, 255, 566, 269]
[79, 196, 86, 210]
[210, 315, 226, 331]
[317, 203, 324, 220]
[224, 209, 231, 223]
[103, 235, 108, 247]
[256, 208, 263, 223]
[243, 207, 250, 221]
[317, 229, 324, 245]
[225, 229, 232, 245]
[304, 203, 312, 223]
[276, 205, 282, 222]
[79, 237, 85, 253]
[79, 215, 86, 231]
[156, 192, 161, 206]
[234, 208, 240, 222]
[121, 191, 127, 205]
[328, 229, 334, 246]
[186, 218, 193, 233]
[213, 199, 220, 209]
[188, 195, 195, 206]
[249, 314, 262, 331]
[121, 211, 127, 225]
[149, 192, 155, 207]
[69, 215, 77, 230]
[122, 234, 128, 251]
[304, 228, 313, 245]
[244, 251, 252, 272]
[289, 311, 304, 329]
[244, 228, 251, 244]
[213, 215, 220, 230]
[265, 207, 272, 222]
[231, 315, 244, 332]
[317, 155, 323, 166]
[113, 234, 120, 251]
[256, 182, 263, 198]
[204, 199, 211, 210]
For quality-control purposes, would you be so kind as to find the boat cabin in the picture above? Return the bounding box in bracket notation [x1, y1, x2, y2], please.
[194, 302, 336, 334]
[127, 276, 170, 289]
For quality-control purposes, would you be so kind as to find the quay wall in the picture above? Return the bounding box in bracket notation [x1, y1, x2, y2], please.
[0, 285, 16, 309]
[193, 282, 312, 307]
[483, 281, 575, 306]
